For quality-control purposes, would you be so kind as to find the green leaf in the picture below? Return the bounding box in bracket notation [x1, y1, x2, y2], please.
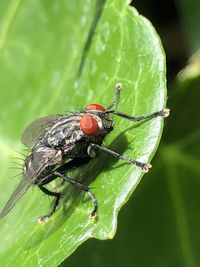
[0, 0, 167, 266]
[64, 53, 200, 267]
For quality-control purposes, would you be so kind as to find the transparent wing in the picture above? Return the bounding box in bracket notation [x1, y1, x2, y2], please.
[21, 115, 61, 148]
[0, 178, 32, 219]
[0, 155, 53, 220]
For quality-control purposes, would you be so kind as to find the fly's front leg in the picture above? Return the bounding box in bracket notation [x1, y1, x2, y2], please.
[106, 83, 170, 120]
[89, 143, 151, 172]
[107, 83, 122, 110]
[106, 108, 170, 121]
[106, 83, 170, 121]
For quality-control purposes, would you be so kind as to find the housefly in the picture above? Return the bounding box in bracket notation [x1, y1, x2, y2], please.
[0, 83, 169, 222]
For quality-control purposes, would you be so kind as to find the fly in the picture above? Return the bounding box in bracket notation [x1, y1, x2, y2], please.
[0, 83, 169, 222]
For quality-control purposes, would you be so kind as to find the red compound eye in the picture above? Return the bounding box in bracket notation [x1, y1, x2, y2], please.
[86, 103, 105, 112]
[80, 115, 100, 136]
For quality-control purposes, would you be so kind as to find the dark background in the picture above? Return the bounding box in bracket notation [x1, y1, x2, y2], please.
[132, 0, 188, 82]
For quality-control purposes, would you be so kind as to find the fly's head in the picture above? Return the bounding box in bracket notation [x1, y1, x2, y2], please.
[80, 103, 113, 140]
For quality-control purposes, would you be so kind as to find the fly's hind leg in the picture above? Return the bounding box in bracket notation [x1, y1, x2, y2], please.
[54, 171, 98, 218]
[38, 185, 61, 223]
[36, 158, 92, 223]
[53, 157, 91, 190]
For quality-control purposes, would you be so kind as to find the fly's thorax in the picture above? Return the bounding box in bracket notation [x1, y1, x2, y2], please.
[23, 146, 63, 181]
[43, 114, 84, 147]
[41, 111, 113, 150]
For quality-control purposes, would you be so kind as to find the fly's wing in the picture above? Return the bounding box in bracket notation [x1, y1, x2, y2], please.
[0, 154, 53, 220]
[0, 178, 32, 219]
[21, 115, 61, 148]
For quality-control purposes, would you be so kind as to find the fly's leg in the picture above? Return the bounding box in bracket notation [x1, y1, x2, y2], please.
[38, 186, 61, 223]
[54, 171, 98, 218]
[107, 108, 170, 121]
[103, 89, 169, 171]
[41, 158, 91, 190]
[106, 83, 170, 119]
[107, 83, 122, 110]
[53, 158, 91, 189]
[89, 143, 152, 172]
[36, 157, 94, 222]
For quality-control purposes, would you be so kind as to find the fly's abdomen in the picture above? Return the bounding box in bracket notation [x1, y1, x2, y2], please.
[23, 147, 63, 184]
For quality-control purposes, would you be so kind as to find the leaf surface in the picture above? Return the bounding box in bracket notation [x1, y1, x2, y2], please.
[0, 0, 167, 266]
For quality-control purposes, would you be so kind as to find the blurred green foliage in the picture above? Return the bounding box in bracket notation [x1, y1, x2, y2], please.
[176, 0, 200, 54]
